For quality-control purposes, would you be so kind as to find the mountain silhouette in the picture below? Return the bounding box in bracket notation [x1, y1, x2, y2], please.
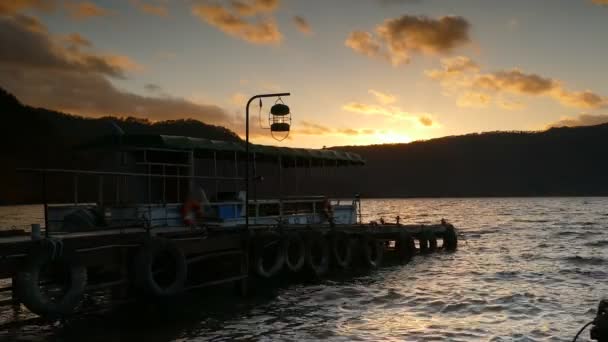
[1, 87, 608, 204]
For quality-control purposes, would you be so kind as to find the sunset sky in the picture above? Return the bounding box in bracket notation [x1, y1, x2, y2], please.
[2, 0, 608, 148]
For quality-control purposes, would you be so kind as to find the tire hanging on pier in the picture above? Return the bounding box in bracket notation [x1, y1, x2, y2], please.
[442, 224, 458, 252]
[395, 231, 416, 263]
[253, 233, 285, 278]
[134, 237, 187, 297]
[306, 233, 330, 276]
[284, 233, 306, 273]
[331, 232, 355, 269]
[16, 241, 87, 318]
[361, 235, 384, 268]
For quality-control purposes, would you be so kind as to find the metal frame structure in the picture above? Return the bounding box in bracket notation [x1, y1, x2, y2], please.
[244, 92, 290, 230]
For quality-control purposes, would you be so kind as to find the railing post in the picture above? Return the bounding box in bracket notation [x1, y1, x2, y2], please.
[42, 172, 49, 238]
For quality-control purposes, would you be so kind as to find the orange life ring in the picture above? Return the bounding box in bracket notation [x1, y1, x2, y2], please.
[181, 199, 203, 226]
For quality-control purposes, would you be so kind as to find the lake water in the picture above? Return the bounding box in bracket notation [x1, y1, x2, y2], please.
[1, 198, 607, 341]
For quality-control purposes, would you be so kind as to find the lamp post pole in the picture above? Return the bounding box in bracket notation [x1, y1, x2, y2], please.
[245, 92, 290, 230]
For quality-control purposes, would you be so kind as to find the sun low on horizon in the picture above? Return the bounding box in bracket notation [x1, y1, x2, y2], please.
[2, 0, 608, 148]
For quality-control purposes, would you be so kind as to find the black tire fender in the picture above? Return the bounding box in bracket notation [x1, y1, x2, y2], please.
[361, 235, 384, 268]
[16, 242, 87, 318]
[134, 237, 187, 297]
[395, 231, 415, 263]
[253, 233, 285, 278]
[443, 224, 458, 252]
[306, 233, 330, 276]
[331, 232, 355, 269]
[284, 233, 306, 273]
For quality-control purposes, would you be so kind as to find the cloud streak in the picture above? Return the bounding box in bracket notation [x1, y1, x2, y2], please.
[296, 121, 375, 137]
[548, 114, 608, 128]
[131, 0, 169, 17]
[346, 15, 471, 66]
[426, 56, 608, 109]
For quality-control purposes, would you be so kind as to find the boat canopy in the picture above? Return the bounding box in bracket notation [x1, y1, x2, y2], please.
[84, 134, 365, 166]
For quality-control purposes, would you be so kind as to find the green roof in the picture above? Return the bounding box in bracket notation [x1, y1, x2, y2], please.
[86, 134, 365, 166]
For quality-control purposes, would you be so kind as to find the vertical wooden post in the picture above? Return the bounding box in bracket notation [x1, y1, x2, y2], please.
[214, 152, 218, 197]
[73, 174, 78, 206]
[234, 151, 238, 193]
[98, 175, 104, 206]
[42, 172, 49, 238]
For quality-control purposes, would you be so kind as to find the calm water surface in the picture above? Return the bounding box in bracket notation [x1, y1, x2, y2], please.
[1, 198, 607, 341]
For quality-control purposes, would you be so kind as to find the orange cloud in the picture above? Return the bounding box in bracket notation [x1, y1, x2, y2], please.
[345, 31, 386, 61]
[346, 15, 471, 66]
[65, 1, 110, 19]
[457, 92, 491, 108]
[192, 2, 282, 45]
[592, 0, 608, 5]
[232, 0, 280, 16]
[425, 56, 478, 81]
[131, 0, 168, 17]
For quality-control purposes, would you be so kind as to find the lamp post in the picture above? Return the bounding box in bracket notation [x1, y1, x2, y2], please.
[245, 92, 290, 230]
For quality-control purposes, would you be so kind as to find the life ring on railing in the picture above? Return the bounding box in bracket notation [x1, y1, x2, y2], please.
[331, 232, 355, 269]
[306, 233, 330, 276]
[395, 231, 415, 264]
[284, 233, 306, 273]
[181, 199, 203, 226]
[361, 235, 384, 268]
[133, 237, 187, 297]
[253, 233, 285, 278]
[16, 241, 87, 318]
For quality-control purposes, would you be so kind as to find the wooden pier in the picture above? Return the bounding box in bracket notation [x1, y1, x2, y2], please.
[0, 221, 457, 319]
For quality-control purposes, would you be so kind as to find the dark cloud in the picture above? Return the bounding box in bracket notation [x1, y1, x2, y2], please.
[293, 15, 312, 35]
[346, 15, 471, 65]
[548, 114, 608, 128]
[0, 14, 231, 126]
[0, 15, 136, 78]
[192, 1, 282, 44]
[474, 69, 606, 108]
[2, 68, 228, 123]
[474, 70, 557, 95]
